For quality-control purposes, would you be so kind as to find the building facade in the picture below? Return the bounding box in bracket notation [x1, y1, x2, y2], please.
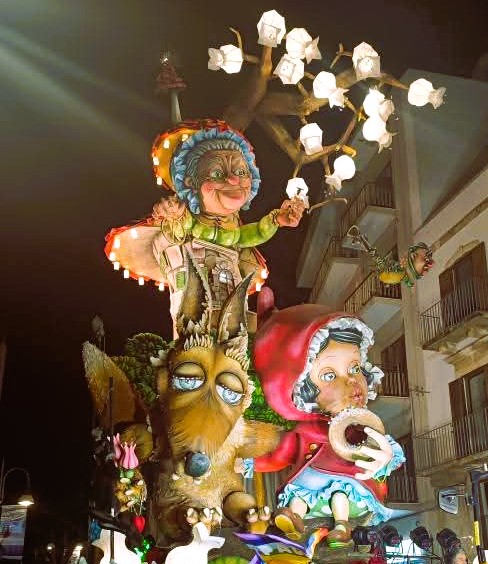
[297, 68, 488, 552]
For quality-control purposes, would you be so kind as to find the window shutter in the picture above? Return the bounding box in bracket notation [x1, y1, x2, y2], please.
[449, 377, 467, 420]
[439, 268, 454, 300]
[471, 242, 487, 278]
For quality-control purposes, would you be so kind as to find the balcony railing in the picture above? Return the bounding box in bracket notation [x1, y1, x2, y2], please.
[419, 277, 488, 346]
[414, 405, 488, 473]
[344, 271, 401, 315]
[309, 235, 360, 303]
[340, 181, 395, 238]
[387, 473, 418, 503]
[379, 367, 409, 397]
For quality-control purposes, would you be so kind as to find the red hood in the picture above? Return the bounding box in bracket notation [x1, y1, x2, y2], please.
[253, 305, 359, 422]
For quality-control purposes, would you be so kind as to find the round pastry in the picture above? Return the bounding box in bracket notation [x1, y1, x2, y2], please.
[329, 407, 385, 462]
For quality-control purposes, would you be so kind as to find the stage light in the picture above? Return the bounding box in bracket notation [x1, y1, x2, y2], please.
[410, 526, 432, 550]
[352, 526, 378, 546]
[379, 524, 402, 547]
[436, 528, 462, 553]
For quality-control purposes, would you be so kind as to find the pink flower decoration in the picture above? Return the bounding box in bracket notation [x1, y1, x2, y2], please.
[121, 442, 139, 470]
[112, 434, 124, 465]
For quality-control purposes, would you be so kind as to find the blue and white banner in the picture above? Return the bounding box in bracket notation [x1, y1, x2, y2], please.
[0, 505, 27, 560]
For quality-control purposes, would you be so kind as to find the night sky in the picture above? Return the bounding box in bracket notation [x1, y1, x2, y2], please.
[1, 0, 487, 550]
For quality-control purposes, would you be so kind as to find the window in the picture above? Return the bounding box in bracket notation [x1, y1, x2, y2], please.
[439, 243, 488, 327]
[381, 335, 406, 370]
[449, 365, 488, 458]
[439, 242, 487, 299]
[387, 434, 418, 503]
[381, 336, 408, 396]
[218, 269, 233, 285]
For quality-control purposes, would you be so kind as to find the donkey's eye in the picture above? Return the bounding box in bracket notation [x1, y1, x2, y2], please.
[216, 372, 245, 405]
[172, 376, 204, 391]
[216, 385, 243, 405]
[172, 362, 205, 391]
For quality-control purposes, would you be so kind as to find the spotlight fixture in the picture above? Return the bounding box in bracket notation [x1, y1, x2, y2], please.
[378, 525, 402, 547]
[410, 526, 433, 550]
[436, 528, 462, 553]
[352, 526, 378, 546]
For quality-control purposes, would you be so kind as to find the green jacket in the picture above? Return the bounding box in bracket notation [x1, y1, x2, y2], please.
[189, 211, 279, 248]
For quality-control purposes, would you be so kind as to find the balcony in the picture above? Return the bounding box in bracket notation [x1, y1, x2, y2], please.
[414, 405, 488, 476]
[344, 271, 402, 332]
[420, 277, 488, 355]
[370, 367, 411, 438]
[340, 182, 396, 248]
[379, 367, 409, 397]
[386, 473, 418, 503]
[308, 235, 360, 306]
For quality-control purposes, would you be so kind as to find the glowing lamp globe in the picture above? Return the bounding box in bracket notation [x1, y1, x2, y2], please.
[363, 89, 385, 117]
[18, 494, 34, 507]
[273, 54, 304, 85]
[257, 10, 286, 47]
[286, 177, 309, 201]
[286, 28, 321, 63]
[208, 44, 243, 74]
[333, 155, 356, 180]
[408, 78, 446, 109]
[299, 123, 323, 155]
[325, 155, 356, 191]
[312, 71, 347, 108]
[352, 42, 381, 80]
[363, 117, 387, 142]
[313, 71, 336, 98]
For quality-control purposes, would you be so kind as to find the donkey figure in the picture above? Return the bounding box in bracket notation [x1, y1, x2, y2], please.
[154, 252, 280, 543]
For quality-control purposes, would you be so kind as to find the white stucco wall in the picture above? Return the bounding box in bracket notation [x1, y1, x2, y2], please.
[397, 70, 488, 227]
[413, 166, 488, 429]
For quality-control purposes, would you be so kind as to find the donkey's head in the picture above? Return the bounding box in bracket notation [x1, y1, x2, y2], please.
[158, 252, 252, 470]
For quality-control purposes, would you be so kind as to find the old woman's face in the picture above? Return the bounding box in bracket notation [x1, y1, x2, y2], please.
[185, 149, 251, 216]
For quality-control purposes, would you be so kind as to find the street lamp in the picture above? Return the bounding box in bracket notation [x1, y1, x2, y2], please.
[0, 462, 35, 507]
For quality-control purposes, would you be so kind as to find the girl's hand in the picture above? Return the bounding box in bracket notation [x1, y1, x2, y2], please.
[354, 427, 393, 480]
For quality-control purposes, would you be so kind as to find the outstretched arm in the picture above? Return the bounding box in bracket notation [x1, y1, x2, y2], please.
[238, 199, 306, 248]
[254, 430, 298, 473]
[237, 420, 282, 459]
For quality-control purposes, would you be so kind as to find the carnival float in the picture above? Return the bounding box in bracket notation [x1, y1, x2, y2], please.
[83, 8, 443, 563]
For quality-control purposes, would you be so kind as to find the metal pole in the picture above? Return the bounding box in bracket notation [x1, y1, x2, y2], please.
[0, 457, 5, 504]
[170, 91, 182, 125]
[109, 372, 115, 564]
[470, 469, 487, 564]
[92, 316, 116, 564]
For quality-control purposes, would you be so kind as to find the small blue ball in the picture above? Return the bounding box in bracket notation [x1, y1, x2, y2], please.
[185, 452, 211, 477]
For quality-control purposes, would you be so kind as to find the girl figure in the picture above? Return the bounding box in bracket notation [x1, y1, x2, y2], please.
[253, 304, 405, 546]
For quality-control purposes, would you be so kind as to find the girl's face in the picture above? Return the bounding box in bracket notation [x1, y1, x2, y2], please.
[309, 339, 368, 416]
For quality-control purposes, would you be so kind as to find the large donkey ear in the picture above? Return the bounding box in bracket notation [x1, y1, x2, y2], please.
[217, 273, 253, 344]
[176, 249, 212, 338]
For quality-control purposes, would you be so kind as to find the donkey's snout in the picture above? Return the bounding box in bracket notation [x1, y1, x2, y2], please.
[184, 452, 211, 478]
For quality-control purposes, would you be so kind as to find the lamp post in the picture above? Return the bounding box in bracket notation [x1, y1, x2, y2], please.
[0, 459, 35, 507]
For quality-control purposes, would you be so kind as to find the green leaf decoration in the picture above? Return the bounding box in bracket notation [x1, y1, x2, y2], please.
[244, 337, 295, 431]
[111, 333, 172, 409]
